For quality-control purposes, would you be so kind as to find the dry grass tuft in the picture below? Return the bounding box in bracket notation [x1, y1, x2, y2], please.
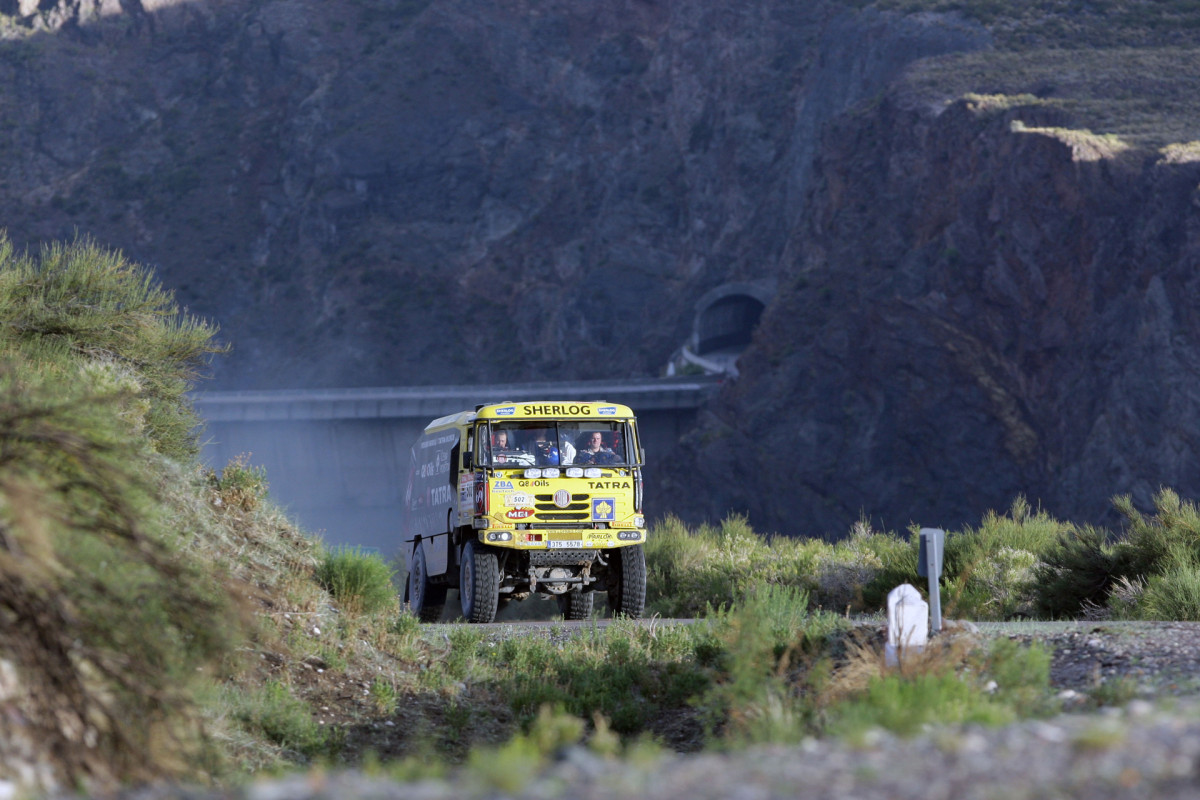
[1158, 141, 1200, 163]
[1010, 120, 1132, 160]
[820, 630, 982, 708]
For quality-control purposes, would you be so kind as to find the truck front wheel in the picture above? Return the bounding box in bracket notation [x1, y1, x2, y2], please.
[607, 544, 646, 618]
[460, 540, 500, 623]
[408, 544, 446, 623]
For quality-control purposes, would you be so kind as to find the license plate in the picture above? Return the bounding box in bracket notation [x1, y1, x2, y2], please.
[547, 540, 583, 549]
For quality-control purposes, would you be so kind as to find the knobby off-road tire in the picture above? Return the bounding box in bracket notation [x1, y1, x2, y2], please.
[408, 544, 446, 623]
[556, 590, 594, 620]
[607, 544, 646, 618]
[460, 540, 500, 623]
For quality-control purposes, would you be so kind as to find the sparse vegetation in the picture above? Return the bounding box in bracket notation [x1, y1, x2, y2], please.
[0, 238, 242, 789]
[962, 93, 1049, 115]
[904, 47, 1200, 148]
[0, 235, 226, 460]
[316, 546, 398, 616]
[824, 635, 1052, 740]
[1159, 141, 1200, 163]
[8, 238, 1200, 796]
[1010, 120, 1132, 160]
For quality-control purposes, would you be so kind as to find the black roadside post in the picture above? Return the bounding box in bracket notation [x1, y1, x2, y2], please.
[917, 527, 944, 633]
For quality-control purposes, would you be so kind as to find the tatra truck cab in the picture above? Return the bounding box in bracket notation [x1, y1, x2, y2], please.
[401, 401, 647, 623]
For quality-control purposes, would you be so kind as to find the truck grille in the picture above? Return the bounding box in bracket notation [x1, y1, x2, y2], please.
[534, 493, 589, 514]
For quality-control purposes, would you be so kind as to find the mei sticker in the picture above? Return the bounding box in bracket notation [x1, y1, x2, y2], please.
[591, 497, 616, 522]
[495, 406, 516, 416]
[598, 406, 617, 416]
[505, 492, 534, 506]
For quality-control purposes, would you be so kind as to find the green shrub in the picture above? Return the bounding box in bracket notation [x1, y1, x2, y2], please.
[980, 637, 1053, 717]
[647, 499, 1122, 623]
[701, 585, 848, 745]
[1106, 575, 1147, 620]
[485, 618, 708, 737]
[1031, 525, 1119, 619]
[811, 519, 901, 612]
[0, 238, 258, 788]
[645, 514, 892, 617]
[1024, 490, 1200, 619]
[856, 524, 919, 610]
[1113, 489, 1200, 579]
[1133, 551, 1200, 621]
[0, 235, 224, 460]
[206, 453, 269, 513]
[830, 669, 1014, 738]
[644, 514, 760, 615]
[228, 680, 334, 761]
[370, 676, 399, 715]
[940, 496, 1069, 619]
[315, 546, 398, 615]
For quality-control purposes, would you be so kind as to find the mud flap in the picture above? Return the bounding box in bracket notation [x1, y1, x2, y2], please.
[422, 533, 450, 577]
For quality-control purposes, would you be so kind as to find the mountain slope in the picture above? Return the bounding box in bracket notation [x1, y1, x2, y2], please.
[3, 0, 1200, 531]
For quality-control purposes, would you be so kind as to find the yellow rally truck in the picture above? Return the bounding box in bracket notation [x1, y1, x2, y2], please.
[401, 401, 647, 623]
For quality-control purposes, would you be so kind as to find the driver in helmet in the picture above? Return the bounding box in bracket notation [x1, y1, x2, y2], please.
[531, 428, 561, 466]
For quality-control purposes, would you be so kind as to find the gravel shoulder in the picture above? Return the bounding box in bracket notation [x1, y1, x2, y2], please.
[981, 620, 1200, 697]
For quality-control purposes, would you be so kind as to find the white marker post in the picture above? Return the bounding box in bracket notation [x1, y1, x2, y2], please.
[885, 583, 928, 667]
[917, 527, 944, 634]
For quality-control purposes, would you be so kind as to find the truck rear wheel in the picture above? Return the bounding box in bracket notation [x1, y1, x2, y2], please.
[460, 540, 500, 623]
[556, 591, 594, 620]
[408, 544, 446, 623]
[607, 544, 646, 618]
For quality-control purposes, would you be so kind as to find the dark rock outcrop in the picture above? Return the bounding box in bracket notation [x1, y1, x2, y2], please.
[661, 97, 1200, 536]
[0, 0, 986, 389]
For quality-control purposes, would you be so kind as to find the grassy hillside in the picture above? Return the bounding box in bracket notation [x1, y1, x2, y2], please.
[879, 0, 1200, 148]
[7, 238, 1200, 793]
[0, 237, 241, 787]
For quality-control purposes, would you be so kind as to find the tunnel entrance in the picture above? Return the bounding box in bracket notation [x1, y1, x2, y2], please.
[667, 280, 776, 377]
[695, 294, 766, 355]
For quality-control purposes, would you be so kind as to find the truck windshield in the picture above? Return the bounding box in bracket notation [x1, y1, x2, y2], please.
[482, 421, 633, 467]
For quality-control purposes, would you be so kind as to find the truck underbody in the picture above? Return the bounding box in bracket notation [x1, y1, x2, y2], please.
[408, 535, 646, 624]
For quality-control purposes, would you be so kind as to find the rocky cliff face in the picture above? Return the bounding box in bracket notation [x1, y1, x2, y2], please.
[3, 0, 1199, 534]
[662, 96, 1200, 536]
[0, 0, 986, 389]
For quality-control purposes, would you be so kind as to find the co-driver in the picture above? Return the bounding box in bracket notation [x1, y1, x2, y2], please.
[575, 431, 617, 465]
